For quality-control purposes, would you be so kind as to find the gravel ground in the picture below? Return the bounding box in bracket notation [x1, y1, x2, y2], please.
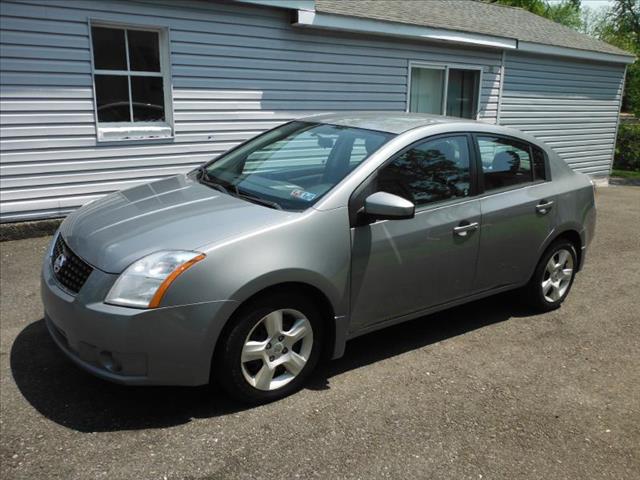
[1, 185, 639, 480]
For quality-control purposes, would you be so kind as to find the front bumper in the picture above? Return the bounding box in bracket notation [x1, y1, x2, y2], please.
[41, 248, 238, 386]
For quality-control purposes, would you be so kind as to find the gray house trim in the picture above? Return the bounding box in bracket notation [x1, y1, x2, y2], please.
[294, 9, 518, 50]
[236, 0, 316, 11]
[517, 41, 635, 65]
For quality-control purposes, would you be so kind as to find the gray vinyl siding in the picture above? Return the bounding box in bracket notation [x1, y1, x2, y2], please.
[500, 51, 625, 177]
[0, 0, 502, 222]
[4, 1, 625, 222]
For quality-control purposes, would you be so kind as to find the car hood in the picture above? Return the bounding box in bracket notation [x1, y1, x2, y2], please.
[60, 174, 293, 273]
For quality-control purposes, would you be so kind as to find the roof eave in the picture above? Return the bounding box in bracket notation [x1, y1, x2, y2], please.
[293, 10, 635, 65]
[518, 41, 635, 65]
[293, 10, 517, 50]
[234, 0, 315, 11]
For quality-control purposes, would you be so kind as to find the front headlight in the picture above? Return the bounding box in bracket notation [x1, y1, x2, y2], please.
[105, 250, 206, 308]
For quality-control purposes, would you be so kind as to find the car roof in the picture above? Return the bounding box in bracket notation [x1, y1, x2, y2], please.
[302, 111, 484, 135]
[298, 111, 549, 146]
[300, 111, 559, 161]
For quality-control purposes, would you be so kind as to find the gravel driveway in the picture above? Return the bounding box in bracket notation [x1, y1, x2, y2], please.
[1, 185, 639, 480]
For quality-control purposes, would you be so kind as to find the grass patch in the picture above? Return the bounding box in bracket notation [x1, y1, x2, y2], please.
[611, 169, 640, 179]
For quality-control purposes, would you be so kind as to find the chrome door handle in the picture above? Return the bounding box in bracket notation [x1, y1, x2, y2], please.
[453, 221, 479, 237]
[536, 200, 554, 214]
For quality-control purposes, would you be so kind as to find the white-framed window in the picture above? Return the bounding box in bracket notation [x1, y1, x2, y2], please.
[407, 62, 482, 119]
[89, 21, 173, 142]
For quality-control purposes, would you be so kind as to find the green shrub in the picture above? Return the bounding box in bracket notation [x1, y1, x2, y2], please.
[614, 124, 640, 171]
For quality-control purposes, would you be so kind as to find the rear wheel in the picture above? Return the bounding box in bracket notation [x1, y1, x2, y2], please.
[524, 240, 577, 312]
[214, 292, 323, 404]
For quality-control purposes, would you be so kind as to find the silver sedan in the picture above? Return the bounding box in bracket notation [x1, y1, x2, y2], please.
[41, 113, 596, 403]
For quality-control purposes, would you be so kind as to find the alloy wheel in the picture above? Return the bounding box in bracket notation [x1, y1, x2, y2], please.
[240, 309, 314, 391]
[542, 248, 574, 303]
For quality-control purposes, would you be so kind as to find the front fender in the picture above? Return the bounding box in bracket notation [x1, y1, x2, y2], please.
[227, 268, 344, 316]
[159, 207, 352, 360]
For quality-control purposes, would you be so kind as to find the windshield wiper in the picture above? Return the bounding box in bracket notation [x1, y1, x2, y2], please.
[196, 166, 231, 194]
[236, 190, 283, 210]
[197, 167, 281, 210]
[196, 165, 209, 180]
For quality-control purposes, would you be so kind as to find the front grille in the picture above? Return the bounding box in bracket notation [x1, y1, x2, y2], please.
[51, 235, 93, 294]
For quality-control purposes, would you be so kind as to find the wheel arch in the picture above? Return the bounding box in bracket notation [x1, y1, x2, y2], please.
[553, 229, 583, 269]
[532, 226, 584, 282]
[211, 280, 340, 379]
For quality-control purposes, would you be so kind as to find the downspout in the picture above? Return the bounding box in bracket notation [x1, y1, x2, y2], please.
[609, 64, 628, 182]
[496, 49, 506, 125]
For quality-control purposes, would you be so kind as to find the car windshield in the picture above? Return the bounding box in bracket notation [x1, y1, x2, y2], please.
[201, 121, 395, 211]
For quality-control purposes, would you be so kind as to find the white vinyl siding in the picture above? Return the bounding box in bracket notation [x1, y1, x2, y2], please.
[499, 51, 625, 178]
[0, 0, 502, 222]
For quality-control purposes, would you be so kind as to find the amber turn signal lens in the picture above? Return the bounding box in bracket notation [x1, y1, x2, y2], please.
[148, 254, 206, 308]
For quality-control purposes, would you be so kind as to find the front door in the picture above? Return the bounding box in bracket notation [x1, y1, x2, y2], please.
[349, 134, 481, 331]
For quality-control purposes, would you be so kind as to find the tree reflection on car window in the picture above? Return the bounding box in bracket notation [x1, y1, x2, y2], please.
[377, 136, 471, 206]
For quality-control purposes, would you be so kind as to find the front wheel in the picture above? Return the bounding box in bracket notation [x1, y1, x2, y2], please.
[214, 292, 324, 404]
[524, 240, 578, 312]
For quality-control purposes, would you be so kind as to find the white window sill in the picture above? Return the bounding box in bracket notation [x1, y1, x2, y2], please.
[97, 124, 173, 143]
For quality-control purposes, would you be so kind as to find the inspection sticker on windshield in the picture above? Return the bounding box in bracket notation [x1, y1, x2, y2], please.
[290, 189, 317, 201]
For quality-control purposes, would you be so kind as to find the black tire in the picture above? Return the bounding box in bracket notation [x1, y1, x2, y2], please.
[523, 239, 578, 312]
[213, 291, 324, 404]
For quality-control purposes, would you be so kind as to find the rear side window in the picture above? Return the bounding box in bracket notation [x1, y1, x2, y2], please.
[532, 146, 547, 180]
[377, 135, 471, 207]
[477, 136, 532, 191]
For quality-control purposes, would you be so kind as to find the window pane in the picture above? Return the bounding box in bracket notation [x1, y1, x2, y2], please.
[533, 146, 547, 180]
[127, 30, 160, 72]
[91, 27, 126, 70]
[446, 69, 480, 119]
[131, 76, 165, 121]
[409, 67, 444, 114]
[95, 75, 130, 122]
[378, 136, 471, 206]
[478, 137, 533, 191]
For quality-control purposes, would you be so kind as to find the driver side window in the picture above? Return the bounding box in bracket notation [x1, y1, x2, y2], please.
[376, 135, 471, 207]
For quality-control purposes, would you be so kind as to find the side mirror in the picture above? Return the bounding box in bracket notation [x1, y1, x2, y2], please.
[363, 192, 415, 221]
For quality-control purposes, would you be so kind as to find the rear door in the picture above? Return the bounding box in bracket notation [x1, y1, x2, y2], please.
[473, 136, 557, 291]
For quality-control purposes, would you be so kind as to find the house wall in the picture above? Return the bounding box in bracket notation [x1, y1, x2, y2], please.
[2, 1, 627, 223]
[500, 51, 626, 178]
[0, 0, 502, 222]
